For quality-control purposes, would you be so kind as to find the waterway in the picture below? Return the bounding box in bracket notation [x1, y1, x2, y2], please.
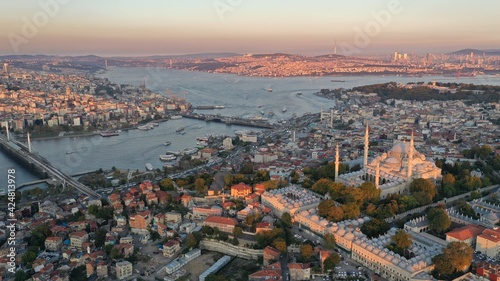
[2, 68, 500, 187]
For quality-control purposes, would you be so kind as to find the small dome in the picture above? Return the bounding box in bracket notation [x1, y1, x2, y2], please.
[344, 233, 355, 240]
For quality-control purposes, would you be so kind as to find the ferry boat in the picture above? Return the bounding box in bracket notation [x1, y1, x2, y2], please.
[164, 140, 172, 146]
[138, 124, 154, 131]
[145, 163, 153, 171]
[100, 131, 120, 137]
[159, 154, 177, 161]
[171, 115, 183, 120]
[166, 151, 182, 156]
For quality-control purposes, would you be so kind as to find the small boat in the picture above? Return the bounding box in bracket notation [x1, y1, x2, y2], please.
[159, 154, 177, 161]
[180, 131, 186, 135]
[214, 105, 225, 109]
[164, 141, 172, 146]
[282, 106, 287, 113]
[331, 79, 345, 82]
[268, 111, 275, 117]
[267, 88, 273, 92]
[176, 127, 184, 132]
[145, 163, 153, 171]
[260, 110, 265, 115]
[171, 115, 183, 120]
[296, 92, 302, 95]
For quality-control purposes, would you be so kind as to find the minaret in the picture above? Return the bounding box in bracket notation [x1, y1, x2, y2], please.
[364, 122, 369, 167]
[375, 161, 380, 189]
[407, 130, 414, 178]
[27, 131, 32, 153]
[335, 144, 340, 182]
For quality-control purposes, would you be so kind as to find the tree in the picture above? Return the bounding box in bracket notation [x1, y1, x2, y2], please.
[281, 212, 292, 228]
[239, 162, 254, 174]
[318, 200, 335, 219]
[21, 251, 37, 265]
[359, 182, 381, 202]
[432, 254, 454, 278]
[427, 207, 451, 233]
[272, 237, 287, 252]
[341, 202, 360, 219]
[323, 253, 341, 271]
[14, 270, 28, 281]
[194, 178, 207, 194]
[361, 218, 390, 238]
[186, 233, 198, 249]
[312, 178, 334, 195]
[94, 228, 107, 248]
[442, 174, 456, 188]
[409, 178, 437, 205]
[329, 206, 344, 222]
[391, 230, 412, 251]
[300, 244, 314, 261]
[233, 226, 243, 238]
[397, 195, 419, 212]
[70, 265, 87, 281]
[110, 246, 122, 259]
[444, 241, 474, 272]
[160, 178, 174, 190]
[323, 233, 336, 249]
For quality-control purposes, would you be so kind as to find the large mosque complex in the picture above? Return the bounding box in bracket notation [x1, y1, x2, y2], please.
[336, 124, 442, 198]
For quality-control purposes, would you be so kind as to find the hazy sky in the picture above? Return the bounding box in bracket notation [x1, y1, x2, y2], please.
[2, 0, 499, 56]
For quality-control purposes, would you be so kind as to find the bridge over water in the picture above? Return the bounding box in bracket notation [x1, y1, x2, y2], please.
[0, 135, 101, 198]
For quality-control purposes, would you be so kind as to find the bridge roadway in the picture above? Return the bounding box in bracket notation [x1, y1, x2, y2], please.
[0, 136, 101, 198]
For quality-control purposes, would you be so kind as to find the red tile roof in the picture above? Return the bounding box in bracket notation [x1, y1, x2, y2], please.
[446, 224, 486, 241]
[204, 216, 237, 226]
[479, 228, 500, 243]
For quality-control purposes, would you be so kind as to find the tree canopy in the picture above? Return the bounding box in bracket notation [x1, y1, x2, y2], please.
[427, 207, 451, 233]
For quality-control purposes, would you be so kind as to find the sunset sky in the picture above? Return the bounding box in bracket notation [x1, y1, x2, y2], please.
[2, 0, 499, 56]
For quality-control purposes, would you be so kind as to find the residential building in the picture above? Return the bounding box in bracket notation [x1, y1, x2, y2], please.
[288, 263, 311, 281]
[203, 216, 237, 233]
[129, 210, 152, 233]
[70, 231, 88, 250]
[116, 260, 133, 280]
[163, 240, 181, 257]
[477, 228, 500, 258]
[230, 183, 253, 198]
[45, 236, 63, 252]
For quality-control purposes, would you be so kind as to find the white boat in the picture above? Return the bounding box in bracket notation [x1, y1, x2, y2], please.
[145, 163, 153, 171]
[159, 154, 177, 161]
[282, 106, 287, 113]
[183, 148, 198, 155]
[214, 105, 225, 109]
[138, 124, 154, 130]
[171, 115, 183, 120]
[164, 141, 172, 146]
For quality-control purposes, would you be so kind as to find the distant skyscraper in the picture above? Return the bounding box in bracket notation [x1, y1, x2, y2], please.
[393, 52, 398, 61]
[334, 39, 337, 55]
[105, 59, 108, 68]
[3, 63, 9, 74]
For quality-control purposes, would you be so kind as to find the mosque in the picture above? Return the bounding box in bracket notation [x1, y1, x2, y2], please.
[335, 124, 442, 198]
